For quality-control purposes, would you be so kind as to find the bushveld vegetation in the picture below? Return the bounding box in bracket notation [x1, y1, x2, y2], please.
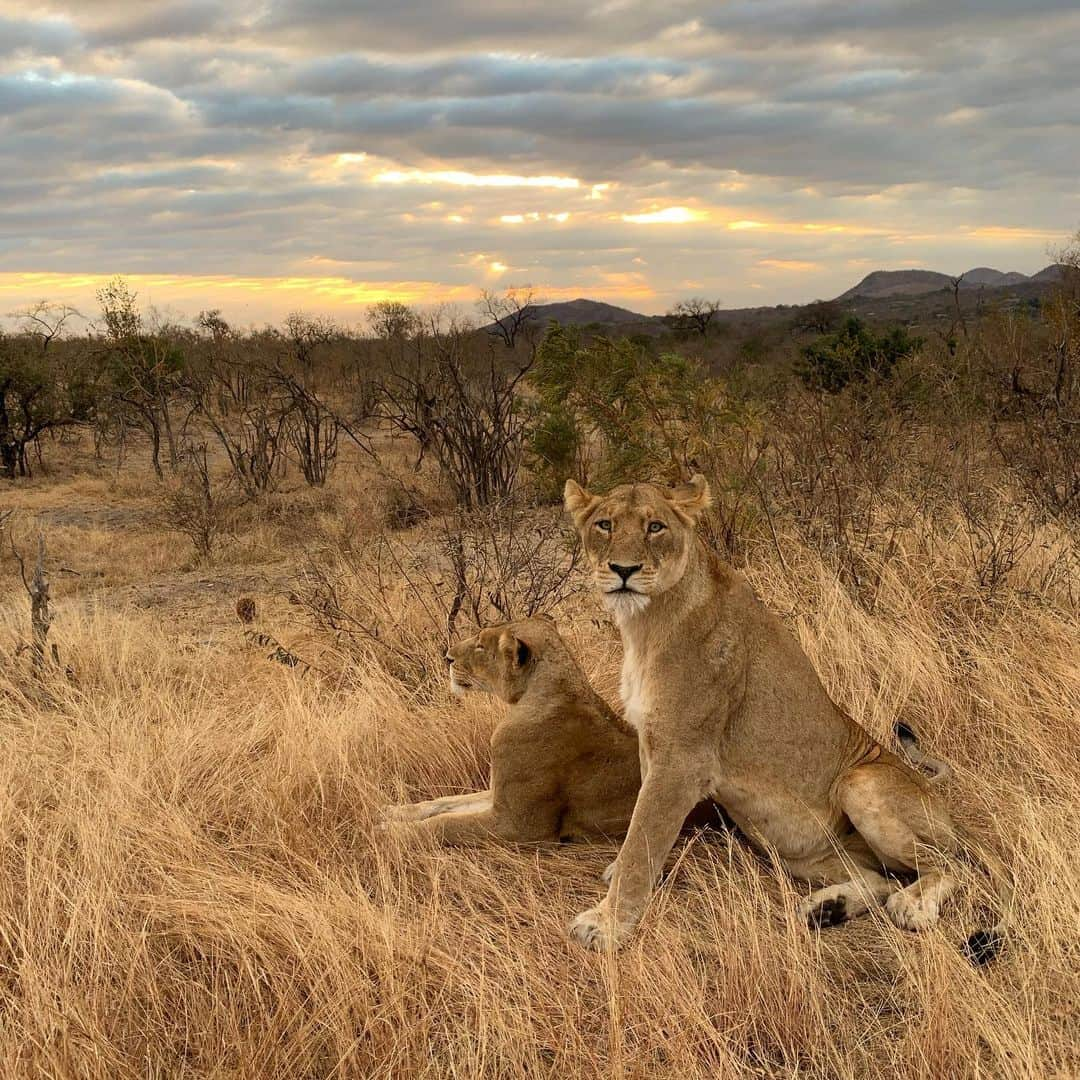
[1, 249, 1078, 1077]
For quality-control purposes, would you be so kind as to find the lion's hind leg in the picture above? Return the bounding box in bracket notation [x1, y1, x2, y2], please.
[838, 763, 958, 933]
[795, 850, 896, 928]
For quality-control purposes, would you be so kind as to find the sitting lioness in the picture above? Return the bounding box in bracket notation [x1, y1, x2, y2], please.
[563, 475, 1011, 962]
[384, 618, 642, 844]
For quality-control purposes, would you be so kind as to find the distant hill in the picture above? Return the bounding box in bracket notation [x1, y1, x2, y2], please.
[524, 298, 654, 326]
[1029, 264, 1067, 283]
[838, 264, 1063, 301]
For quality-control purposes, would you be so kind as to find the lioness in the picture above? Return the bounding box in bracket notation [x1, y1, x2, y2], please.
[384, 618, 641, 844]
[564, 475, 1010, 961]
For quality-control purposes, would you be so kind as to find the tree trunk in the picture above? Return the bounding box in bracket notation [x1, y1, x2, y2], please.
[0, 441, 16, 479]
[29, 534, 52, 669]
[148, 416, 163, 478]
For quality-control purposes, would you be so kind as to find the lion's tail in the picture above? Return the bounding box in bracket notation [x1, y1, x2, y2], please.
[950, 822, 1015, 965]
[893, 719, 952, 785]
[893, 721, 1013, 965]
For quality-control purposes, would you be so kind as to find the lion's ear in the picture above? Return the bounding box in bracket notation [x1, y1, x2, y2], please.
[667, 473, 712, 521]
[498, 630, 531, 669]
[563, 479, 598, 527]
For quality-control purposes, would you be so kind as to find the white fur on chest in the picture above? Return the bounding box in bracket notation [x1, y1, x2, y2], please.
[620, 642, 649, 731]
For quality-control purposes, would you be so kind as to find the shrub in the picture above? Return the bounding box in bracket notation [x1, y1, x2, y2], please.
[375, 312, 530, 508]
[156, 445, 242, 561]
[528, 326, 726, 494]
[798, 317, 921, 393]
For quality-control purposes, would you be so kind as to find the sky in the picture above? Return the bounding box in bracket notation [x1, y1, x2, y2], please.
[1, 1, 1079, 327]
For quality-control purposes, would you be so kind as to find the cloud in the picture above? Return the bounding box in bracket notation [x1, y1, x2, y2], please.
[622, 207, 706, 224]
[0, 0, 1077, 317]
[0, 14, 81, 58]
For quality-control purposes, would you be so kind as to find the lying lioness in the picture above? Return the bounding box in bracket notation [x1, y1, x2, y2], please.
[384, 618, 642, 844]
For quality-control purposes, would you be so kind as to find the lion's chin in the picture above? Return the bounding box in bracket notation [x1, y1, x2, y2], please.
[602, 590, 652, 620]
[449, 675, 470, 697]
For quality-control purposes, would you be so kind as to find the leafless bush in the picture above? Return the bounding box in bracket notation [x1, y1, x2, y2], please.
[376, 311, 531, 507]
[292, 499, 579, 687]
[760, 384, 948, 610]
[292, 534, 446, 690]
[439, 499, 581, 635]
[280, 312, 336, 378]
[206, 382, 290, 497]
[993, 403, 1080, 524]
[988, 287, 1080, 522]
[156, 445, 241, 561]
[957, 487, 1038, 600]
[370, 476, 431, 531]
[274, 373, 339, 486]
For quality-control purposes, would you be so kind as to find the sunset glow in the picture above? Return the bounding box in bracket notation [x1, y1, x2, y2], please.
[373, 170, 581, 190]
[0, 1, 1075, 322]
[622, 207, 708, 225]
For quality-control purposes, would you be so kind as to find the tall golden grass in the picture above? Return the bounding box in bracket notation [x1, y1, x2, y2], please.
[1, 450, 1077, 1078]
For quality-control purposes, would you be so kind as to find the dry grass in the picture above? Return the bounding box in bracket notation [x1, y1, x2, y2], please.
[1, 442, 1077, 1079]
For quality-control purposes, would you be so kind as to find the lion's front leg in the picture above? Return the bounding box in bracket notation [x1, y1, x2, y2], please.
[570, 762, 703, 950]
[384, 790, 493, 824]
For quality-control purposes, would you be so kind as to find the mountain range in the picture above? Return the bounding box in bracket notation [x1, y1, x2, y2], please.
[512, 264, 1066, 330]
[836, 264, 1063, 301]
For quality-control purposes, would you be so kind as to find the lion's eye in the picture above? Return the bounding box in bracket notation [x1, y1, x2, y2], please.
[595, 519, 612, 533]
[647, 521, 666, 534]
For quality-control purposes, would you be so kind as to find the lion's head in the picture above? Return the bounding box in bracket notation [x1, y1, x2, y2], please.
[445, 617, 561, 704]
[563, 476, 711, 618]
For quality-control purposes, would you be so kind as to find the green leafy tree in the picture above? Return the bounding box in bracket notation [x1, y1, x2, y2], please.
[0, 327, 98, 478]
[798, 317, 921, 393]
[528, 326, 729, 497]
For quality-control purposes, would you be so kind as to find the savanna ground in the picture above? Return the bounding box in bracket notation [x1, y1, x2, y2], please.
[1, 428, 1077, 1080]
[2, 274, 1080, 1077]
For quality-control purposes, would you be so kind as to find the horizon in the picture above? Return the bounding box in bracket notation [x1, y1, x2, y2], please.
[2, 2, 1078, 325]
[0, 255, 1066, 333]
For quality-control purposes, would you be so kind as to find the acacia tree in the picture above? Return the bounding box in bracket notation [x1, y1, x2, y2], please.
[97, 278, 185, 477]
[13, 301, 82, 351]
[479, 287, 539, 349]
[281, 311, 336, 378]
[369, 300, 420, 342]
[668, 296, 722, 337]
[1, 307, 97, 478]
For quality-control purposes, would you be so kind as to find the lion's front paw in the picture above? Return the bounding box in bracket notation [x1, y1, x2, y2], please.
[885, 889, 940, 932]
[568, 904, 635, 951]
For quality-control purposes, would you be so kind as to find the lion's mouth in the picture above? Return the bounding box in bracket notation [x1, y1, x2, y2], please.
[449, 673, 474, 696]
[605, 584, 644, 595]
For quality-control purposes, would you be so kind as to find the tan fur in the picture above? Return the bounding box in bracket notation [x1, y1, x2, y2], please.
[563, 476, 1008, 952]
[384, 618, 642, 845]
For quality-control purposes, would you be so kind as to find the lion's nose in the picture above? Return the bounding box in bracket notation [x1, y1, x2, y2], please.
[445, 653, 454, 665]
[609, 562, 642, 584]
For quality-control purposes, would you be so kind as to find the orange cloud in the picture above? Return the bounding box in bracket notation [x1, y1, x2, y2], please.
[757, 259, 821, 272]
[0, 270, 655, 323]
[967, 225, 1063, 241]
[0, 272, 473, 324]
[373, 168, 581, 189]
[622, 206, 707, 224]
